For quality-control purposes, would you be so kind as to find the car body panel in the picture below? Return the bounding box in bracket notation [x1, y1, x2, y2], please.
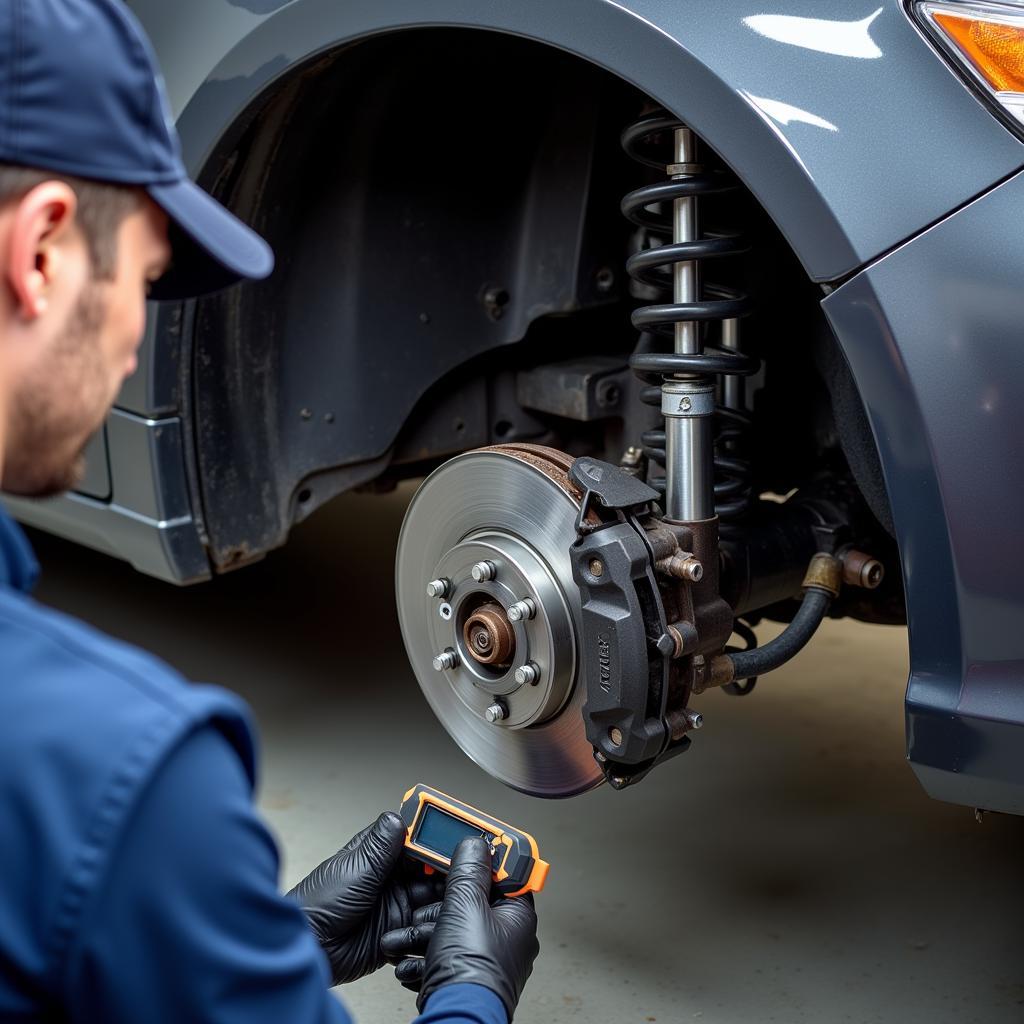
[823, 166, 1024, 815]
[76, 428, 112, 501]
[6, 411, 208, 583]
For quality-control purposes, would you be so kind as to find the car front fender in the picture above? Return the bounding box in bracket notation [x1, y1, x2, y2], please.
[823, 166, 1024, 815]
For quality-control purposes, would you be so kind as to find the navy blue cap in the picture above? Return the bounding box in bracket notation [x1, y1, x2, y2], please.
[0, 0, 274, 299]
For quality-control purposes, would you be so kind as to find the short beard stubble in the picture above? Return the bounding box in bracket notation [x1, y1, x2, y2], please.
[3, 282, 110, 498]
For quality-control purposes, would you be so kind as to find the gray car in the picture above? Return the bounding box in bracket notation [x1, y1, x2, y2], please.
[11, 0, 1024, 814]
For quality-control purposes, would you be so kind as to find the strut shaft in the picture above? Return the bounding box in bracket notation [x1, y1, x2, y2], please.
[664, 128, 714, 522]
[671, 128, 700, 358]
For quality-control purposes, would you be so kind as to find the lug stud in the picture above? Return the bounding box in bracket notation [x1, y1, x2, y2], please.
[485, 702, 509, 724]
[432, 649, 459, 671]
[507, 598, 536, 622]
[514, 662, 540, 686]
[426, 578, 450, 599]
[471, 560, 497, 582]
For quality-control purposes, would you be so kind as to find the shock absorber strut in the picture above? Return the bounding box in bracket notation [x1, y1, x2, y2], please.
[615, 112, 764, 724]
[621, 113, 760, 524]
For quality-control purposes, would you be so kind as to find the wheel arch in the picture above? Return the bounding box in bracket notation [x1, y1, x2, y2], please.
[117, 0, 1024, 577]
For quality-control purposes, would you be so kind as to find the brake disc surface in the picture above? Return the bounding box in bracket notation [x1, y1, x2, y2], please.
[396, 445, 603, 798]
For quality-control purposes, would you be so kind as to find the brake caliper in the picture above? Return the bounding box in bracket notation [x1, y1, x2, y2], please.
[568, 456, 731, 789]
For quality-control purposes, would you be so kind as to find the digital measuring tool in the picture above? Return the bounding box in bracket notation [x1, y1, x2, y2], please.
[400, 784, 549, 898]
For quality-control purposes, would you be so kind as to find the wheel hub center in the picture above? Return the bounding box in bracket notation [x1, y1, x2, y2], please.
[464, 602, 515, 665]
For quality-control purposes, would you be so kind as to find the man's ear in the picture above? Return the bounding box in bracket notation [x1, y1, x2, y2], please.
[5, 181, 80, 320]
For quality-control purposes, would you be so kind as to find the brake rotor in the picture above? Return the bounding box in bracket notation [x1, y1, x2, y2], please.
[396, 444, 603, 798]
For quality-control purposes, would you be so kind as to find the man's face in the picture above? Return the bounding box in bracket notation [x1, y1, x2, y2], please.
[2, 197, 171, 496]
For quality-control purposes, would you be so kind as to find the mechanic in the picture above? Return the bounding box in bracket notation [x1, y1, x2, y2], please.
[0, 2, 538, 1022]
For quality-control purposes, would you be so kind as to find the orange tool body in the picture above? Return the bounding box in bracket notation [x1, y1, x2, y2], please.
[400, 784, 549, 898]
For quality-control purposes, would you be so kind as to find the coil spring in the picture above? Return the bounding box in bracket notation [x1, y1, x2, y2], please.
[621, 113, 760, 521]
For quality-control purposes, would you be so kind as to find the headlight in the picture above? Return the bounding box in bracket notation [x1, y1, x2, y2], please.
[915, 1, 1024, 133]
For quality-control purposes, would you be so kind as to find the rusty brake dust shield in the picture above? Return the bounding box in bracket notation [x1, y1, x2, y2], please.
[396, 444, 681, 798]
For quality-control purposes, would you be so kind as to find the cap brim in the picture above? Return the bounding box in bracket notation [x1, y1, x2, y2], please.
[146, 179, 274, 301]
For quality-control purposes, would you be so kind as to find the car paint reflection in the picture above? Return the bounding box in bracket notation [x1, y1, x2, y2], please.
[744, 7, 884, 58]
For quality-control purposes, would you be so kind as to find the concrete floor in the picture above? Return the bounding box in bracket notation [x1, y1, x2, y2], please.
[30, 487, 1024, 1024]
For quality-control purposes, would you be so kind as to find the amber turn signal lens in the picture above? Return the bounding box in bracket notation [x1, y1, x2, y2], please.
[934, 11, 1024, 92]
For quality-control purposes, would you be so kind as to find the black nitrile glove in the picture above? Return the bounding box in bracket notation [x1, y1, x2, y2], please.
[380, 901, 442, 992]
[288, 811, 443, 985]
[381, 837, 540, 1020]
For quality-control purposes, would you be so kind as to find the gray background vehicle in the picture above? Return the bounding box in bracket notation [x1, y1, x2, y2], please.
[11, 0, 1024, 815]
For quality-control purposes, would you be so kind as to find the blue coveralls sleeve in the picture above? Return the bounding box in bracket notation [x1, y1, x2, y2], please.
[414, 984, 509, 1024]
[62, 726, 352, 1024]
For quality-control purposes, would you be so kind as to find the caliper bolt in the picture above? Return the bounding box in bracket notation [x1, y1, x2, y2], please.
[658, 554, 704, 582]
[484, 702, 509, 724]
[608, 727, 624, 747]
[620, 446, 643, 468]
[426, 578, 450, 599]
[589, 559, 605, 578]
[432, 649, 459, 672]
[684, 708, 704, 731]
[514, 662, 540, 686]
[677, 557, 703, 582]
[507, 598, 537, 622]
[471, 560, 497, 582]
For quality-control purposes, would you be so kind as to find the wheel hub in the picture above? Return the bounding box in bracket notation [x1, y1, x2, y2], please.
[463, 603, 513, 666]
[396, 445, 603, 797]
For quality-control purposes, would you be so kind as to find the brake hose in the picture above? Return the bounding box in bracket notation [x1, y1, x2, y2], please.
[729, 586, 833, 680]
[701, 553, 843, 689]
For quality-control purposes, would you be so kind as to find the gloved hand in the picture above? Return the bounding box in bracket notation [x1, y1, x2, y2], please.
[380, 837, 540, 1020]
[288, 811, 442, 985]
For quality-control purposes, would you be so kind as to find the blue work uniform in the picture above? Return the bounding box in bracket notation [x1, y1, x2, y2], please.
[0, 504, 505, 1024]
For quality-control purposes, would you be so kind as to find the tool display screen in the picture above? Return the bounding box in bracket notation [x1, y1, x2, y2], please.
[415, 805, 492, 858]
